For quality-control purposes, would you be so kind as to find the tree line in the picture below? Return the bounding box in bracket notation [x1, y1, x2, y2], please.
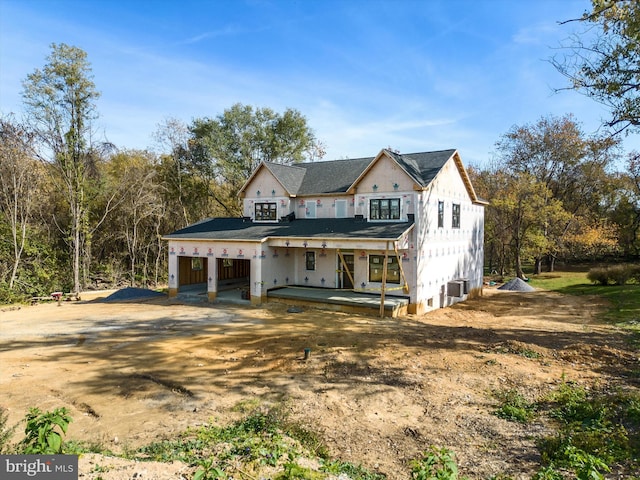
[0, 44, 322, 302]
[2, 0, 640, 301]
[470, 114, 639, 279]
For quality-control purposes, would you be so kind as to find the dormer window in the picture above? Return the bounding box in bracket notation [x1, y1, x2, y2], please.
[370, 198, 400, 220]
[255, 202, 277, 221]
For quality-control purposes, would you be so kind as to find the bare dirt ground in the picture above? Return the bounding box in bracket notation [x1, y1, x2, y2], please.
[1, 287, 638, 479]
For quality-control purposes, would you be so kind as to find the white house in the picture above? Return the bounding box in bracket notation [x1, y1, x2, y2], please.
[163, 148, 486, 316]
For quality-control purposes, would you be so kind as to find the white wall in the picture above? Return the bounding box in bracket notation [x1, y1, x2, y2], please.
[413, 157, 484, 310]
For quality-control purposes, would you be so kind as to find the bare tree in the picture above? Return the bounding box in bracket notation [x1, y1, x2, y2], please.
[0, 117, 40, 289]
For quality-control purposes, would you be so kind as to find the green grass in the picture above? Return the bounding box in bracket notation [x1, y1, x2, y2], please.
[536, 382, 640, 478]
[527, 271, 592, 291]
[529, 270, 640, 328]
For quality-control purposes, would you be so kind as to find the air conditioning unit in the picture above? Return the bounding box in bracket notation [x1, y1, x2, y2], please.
[447, 281, 464, 297]
[457, 278, 469, 295]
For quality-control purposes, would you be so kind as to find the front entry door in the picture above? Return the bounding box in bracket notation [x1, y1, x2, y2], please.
[339, 253, 354, 289]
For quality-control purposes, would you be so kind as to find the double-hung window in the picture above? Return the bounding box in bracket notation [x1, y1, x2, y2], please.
[437, 201, 444, 228]
[452, 203, 460, 229]
[255, 202, 276, 221]
[370, 198, 400, 220]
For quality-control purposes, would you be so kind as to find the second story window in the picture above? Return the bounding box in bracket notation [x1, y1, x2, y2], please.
[370, 198, 400, 220]
[255, 202, 276, 221]
[452, 203, 460, 228]
[438, 201, 444, 228]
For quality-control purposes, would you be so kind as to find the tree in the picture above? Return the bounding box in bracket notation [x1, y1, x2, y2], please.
[476, 165, 568, 279]
[105, 150, 164, 287]
[469, 164, 514, 275]
[0, 117, 40, 290]
[153, 118, 193, 226]
[495, 115, 618, 273]
[610, 151, 640, 255]
[190, 103, 323, 213]
[22, 43, 101, 297]
[552, 0, 640, 135]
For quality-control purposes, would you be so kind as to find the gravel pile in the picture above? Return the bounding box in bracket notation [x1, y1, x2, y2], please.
[498, 277, 536, 292]
[101, 287, 165, 302]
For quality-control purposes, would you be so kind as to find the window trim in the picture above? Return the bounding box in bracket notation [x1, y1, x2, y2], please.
[452, 203, 460, 229]
[368, 254, 400, 284]
[369, 198, 401, 220]
[255, 202, 277, 221]
[437, 201, 444, 228]
[305, 200, 317, 218]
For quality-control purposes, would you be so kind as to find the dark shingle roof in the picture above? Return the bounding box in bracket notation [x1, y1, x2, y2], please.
[387, 150, 456, 188]
[295, 157, 373, 194]
[164, 217, 414, 241]
[264, 149, 456, 195]
[264, 163, 306, 193]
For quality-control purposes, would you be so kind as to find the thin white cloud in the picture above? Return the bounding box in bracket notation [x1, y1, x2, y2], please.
[177, 24, 260, 45]
[512, 22, 559, 46]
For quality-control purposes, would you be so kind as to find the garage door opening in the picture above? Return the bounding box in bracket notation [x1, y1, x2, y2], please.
[217, 258, 250, 301]
[178, 256, 208, 296]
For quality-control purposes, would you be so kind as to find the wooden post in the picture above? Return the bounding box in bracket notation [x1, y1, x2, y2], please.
[380, 241, 389, 317]
[393, 242, 410, 294]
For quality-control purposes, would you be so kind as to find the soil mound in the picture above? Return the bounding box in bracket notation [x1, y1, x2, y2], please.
[101, 287, 165, 302]
[498, 277, 535, 292]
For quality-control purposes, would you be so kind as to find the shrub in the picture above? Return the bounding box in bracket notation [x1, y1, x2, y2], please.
[631, 265, 640, 285]
[586, 267, 609, 286]
[19, 407, 72, 454]
[607, 264, 634, 286]
[586, 264, 640, 286]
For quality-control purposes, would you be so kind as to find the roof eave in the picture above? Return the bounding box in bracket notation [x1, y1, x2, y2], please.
[451, 151, 482, 204]
[238, 162, 295, 198]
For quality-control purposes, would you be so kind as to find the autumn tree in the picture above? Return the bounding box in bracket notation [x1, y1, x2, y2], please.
[469, 164, 514, 275]
[474, 163, 569, 279]
[552, 0, 640, 134]
[21, 43, 101, 297]
[495, 114, 619, 272]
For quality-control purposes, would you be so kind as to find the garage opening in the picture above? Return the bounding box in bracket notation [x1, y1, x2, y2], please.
[217, 258, 250, 300]
[178, 256, 208, 290]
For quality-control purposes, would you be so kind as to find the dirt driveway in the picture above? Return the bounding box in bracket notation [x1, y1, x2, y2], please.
[0, 288, 636, 479]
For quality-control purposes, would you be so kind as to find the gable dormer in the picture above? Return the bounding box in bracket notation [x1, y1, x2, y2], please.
[239, 162, 299, 222]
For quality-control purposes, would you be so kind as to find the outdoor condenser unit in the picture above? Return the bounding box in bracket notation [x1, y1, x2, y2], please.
[447, 281, 464, 297]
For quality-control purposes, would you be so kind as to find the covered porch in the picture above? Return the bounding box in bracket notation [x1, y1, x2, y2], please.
[267, 286, 410, 317]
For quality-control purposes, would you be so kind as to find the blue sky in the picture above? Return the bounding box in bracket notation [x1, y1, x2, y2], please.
[0, 0, 635, 167]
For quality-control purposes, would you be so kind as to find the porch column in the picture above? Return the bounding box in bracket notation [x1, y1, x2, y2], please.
[251, 254, 264, 305]
[168, 250, 178, 297]
[207, 256, 217, 302]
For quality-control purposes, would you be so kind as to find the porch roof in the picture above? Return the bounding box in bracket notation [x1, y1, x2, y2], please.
[163, 217, 414, 242]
